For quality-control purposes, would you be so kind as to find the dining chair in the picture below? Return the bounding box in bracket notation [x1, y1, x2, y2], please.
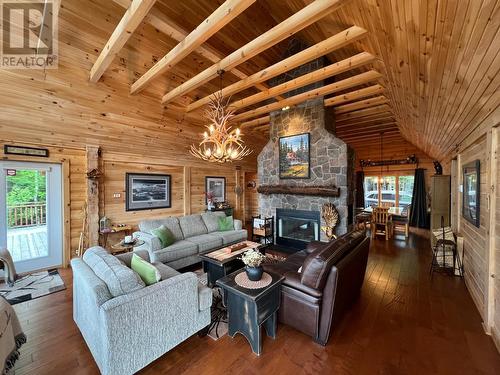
[370, 207, 392, 240]
[355, 211, 371, 230]
[392, 204, 411, 239]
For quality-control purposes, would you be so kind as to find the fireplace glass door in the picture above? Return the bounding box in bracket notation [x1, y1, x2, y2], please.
[276, 209, 320, 249]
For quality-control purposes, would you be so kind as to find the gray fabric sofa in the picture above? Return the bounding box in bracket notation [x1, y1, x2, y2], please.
[71, 248, 212, 375]
[134, 212, 247, 269]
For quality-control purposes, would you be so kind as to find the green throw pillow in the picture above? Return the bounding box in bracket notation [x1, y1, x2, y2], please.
[218, 215, 234, 231]
[131, 253, 161, 286]
[151, 225, 175, 247]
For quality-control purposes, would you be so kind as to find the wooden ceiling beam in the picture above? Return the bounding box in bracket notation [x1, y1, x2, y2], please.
[341, 130, 400, 142]
[90, 0, 157, 83]
[335, 105, 392, 121]
[113, 0, 280, 99]
[347, 135, 406, 146]
[336, 120, 397, 131]
[334, 96, 390, 114]
[324, 84, 384, 107]
[253, 124, 270, 131]
[337, 124, 398, 136]
[232, 70, 382, 122]
[336, 114, 395, 127]
[130, 0, 256, 94]
[229, 52, 375, 110]
[161, 0, 355, 105]
[240, 116, 271, 128]
[186, 24, 367, 111]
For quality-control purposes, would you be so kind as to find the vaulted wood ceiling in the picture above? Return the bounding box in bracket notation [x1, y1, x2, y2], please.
[92, 0, 500, 162]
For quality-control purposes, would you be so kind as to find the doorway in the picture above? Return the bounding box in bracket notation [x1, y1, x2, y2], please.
[0, 161, 63, 273]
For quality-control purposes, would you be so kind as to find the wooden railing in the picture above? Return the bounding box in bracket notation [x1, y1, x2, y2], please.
[8, 202, 46, 228]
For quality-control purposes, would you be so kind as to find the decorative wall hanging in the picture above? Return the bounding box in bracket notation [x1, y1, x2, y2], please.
[359, 154, 418, 168]
[462, 159, 480, 228]
[321, 203, 339, 241]
[279, 133, 310, 179]
[4, 145, 49, 157]
[125, 173, 171, 211]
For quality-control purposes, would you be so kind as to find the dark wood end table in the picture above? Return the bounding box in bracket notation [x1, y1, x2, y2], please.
[216, 270, 284, 355]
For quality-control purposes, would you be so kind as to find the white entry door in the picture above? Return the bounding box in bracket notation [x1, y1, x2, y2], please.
[0, 161, 63, 273]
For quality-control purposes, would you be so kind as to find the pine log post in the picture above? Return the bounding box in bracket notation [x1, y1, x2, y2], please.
[257, 185, 340, 197]
[86, 146, 101, 247]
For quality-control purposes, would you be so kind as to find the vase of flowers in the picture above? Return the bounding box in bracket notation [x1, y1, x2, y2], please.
[241, 248, 266, 281]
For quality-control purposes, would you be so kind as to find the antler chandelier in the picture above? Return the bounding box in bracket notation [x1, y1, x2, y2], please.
[190, 71, 252, 163]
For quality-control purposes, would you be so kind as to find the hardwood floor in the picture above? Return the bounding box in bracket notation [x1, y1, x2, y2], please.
[13, 230, 500, 374]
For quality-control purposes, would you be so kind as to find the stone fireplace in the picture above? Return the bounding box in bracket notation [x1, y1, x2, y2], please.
[257, 40, 354, 244]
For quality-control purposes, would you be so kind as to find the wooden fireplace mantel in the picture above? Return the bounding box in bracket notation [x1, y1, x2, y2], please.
[257, 185, 340, 197]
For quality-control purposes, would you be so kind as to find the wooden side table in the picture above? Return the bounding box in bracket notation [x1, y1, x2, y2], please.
[216, 270, 284, 355]
[110, 239, 144, 254]
[100, 225, 132, 248]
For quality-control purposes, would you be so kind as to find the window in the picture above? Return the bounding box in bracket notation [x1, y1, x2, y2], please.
[380, 176, 396, 207]
[363, 176, 379, 208]
[364, 174, 414, 209]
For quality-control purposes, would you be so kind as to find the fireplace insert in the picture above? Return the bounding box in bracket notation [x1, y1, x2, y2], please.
[276, 208, 320, 250]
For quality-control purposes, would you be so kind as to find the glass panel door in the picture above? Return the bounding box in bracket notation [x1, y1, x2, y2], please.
[364, 176, 379, 208]
[0, 161, 62, 273]
[398, 175, 415, 211]
[379, 176, 396, 207]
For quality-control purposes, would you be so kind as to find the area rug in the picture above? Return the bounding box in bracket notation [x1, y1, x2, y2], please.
[0, 269, 66, 305]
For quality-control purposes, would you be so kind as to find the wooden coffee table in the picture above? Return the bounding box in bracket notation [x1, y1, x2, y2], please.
[199, 241, 263, 287]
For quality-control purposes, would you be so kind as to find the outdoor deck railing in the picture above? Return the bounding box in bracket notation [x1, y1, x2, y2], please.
[8, 202, 46, 228]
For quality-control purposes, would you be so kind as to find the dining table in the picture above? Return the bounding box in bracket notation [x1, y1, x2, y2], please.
[362, 206, 408, 219]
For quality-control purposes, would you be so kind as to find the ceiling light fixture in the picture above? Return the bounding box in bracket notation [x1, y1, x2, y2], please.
[190, 70, 252, 163]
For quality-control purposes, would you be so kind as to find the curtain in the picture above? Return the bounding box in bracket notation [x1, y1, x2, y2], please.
[355, 171, 365, 208]
[409, 168, 429, 228]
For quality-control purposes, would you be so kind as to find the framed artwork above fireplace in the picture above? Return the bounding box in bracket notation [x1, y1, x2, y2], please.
[279, 133, 310, 179]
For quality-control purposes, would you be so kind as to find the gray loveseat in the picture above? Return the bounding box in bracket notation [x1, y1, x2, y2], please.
[72, 248, 212, 375]
[134, 212, 247, 269]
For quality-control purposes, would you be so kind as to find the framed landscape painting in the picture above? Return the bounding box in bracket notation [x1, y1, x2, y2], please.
[279, 133, 310, 179]
[126, 173, 171, 211]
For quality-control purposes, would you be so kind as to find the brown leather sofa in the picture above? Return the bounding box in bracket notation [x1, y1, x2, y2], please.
[263, 230, 370, 346]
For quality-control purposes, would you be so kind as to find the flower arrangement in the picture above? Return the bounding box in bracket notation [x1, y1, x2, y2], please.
[204, 191, 216, 210]
[204, 191, 215, 204]
[241, 249, 266, 268]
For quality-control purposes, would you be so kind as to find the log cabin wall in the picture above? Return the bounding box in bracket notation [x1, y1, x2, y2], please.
[0, 0, 263, 264]
[455, 136, 489, 323]
[448, 107, 500, 349]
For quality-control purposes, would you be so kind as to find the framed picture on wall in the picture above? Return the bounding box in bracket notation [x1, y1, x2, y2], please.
[125, 173, 171, 211]
[279, 133, 310, 179]
[462, 160, 480, 227]
[205, 176, 226, 203]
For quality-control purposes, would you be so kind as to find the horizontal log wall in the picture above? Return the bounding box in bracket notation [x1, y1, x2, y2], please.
[0, 0, 263, 264]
